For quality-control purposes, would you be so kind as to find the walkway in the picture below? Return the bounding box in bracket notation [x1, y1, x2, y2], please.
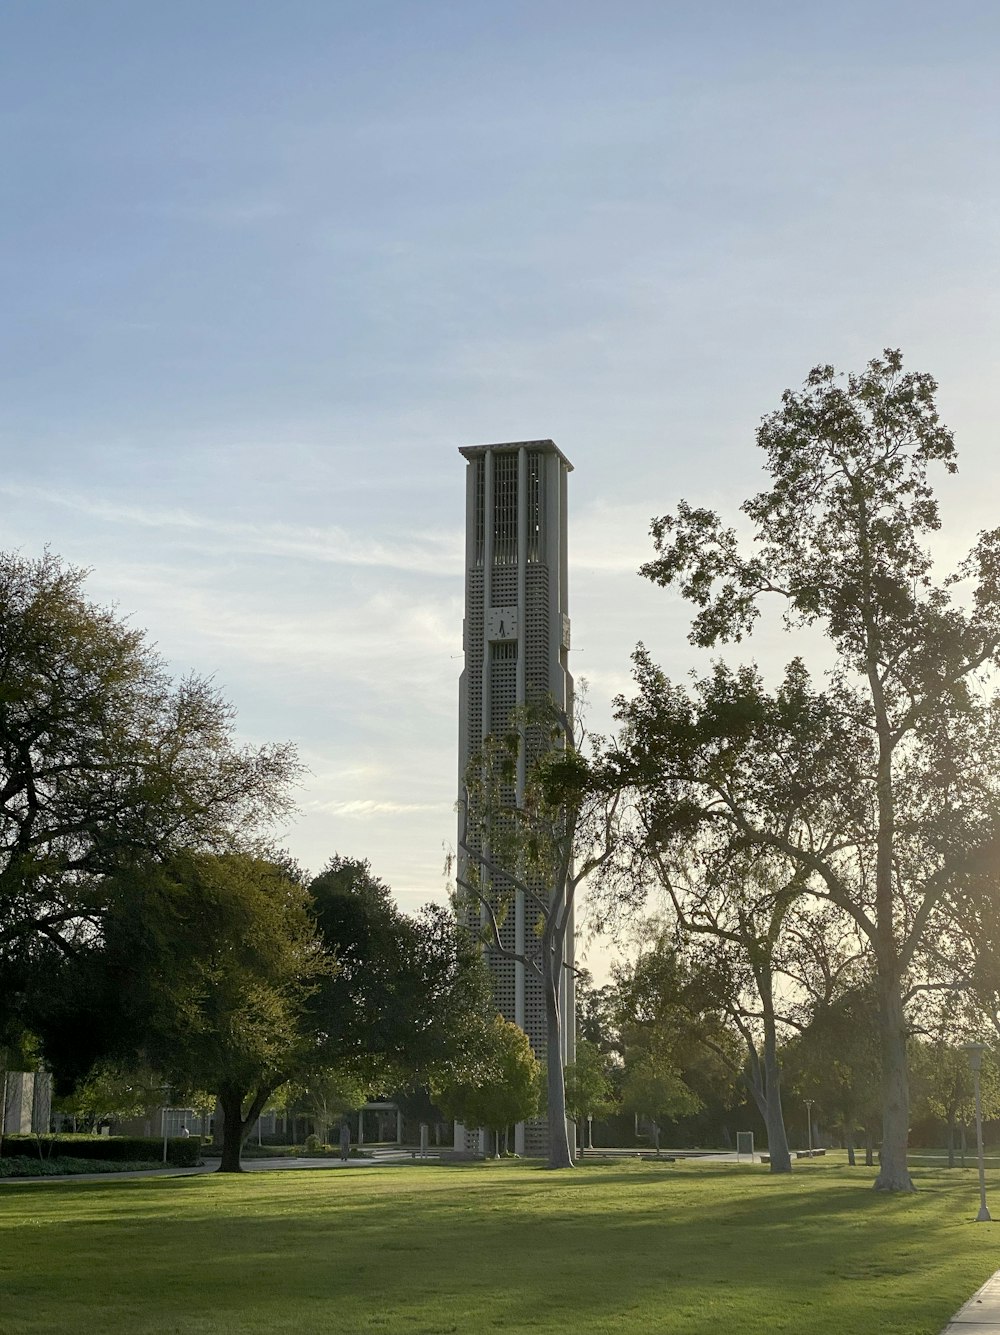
[940, 1270, 1000, 1332]
[1, 1147, 419, 1184]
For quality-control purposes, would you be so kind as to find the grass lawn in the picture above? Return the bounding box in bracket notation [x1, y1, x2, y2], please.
[1, 1155, 997, 1334]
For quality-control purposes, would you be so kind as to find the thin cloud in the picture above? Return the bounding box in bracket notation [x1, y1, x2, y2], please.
[0, 482, 462, 574]
[313, 799, 450, 817]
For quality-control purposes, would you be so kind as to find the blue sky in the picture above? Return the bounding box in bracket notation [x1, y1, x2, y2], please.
[3, 1, 999, 974]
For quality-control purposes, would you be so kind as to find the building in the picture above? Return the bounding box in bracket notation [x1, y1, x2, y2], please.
[1, 1069, 51, 1136]
[456, 439, 575, 1157]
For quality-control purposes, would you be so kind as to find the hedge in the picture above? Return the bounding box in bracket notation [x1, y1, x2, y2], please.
[0, 1135, 203, 1167]
[0, 1156, 164, 1178]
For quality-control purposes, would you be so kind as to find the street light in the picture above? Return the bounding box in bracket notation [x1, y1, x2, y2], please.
[962, 1043, 991, 1222]
[805, 1099, 814, 1156]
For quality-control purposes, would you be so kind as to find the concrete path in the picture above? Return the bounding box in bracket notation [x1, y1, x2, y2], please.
[1, 1164, 209, 1185]
[1, 1149, 421, 1184]
[940, 1270, 1000, 1332]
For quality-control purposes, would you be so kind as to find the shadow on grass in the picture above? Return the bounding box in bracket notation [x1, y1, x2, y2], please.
[1, 1161, 996, 1334]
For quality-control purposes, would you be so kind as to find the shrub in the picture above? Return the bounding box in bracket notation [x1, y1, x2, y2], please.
[0, 1136, 202, 1167]
[0, 1156, 165, 1177]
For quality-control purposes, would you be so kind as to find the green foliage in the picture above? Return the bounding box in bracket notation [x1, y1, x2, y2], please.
[433, 1016, 541, 1149]
[911, 1042, 1000, 1129]
[621, 350, 1000, 1190]
[100, 852, 327, 1099]
[52, 1062, 170, 1125]
[619, 1040, 701, 1133]
[641, 350, 960, 651]
[563, 1039, 617, 1126]
[0, 1135, 202, 1166]
[38, 850, 329, 1172]
[306, 856, 494, 1090]
[782, 986, 883, 1136]
[0, 550, 299, 1050]
[614, 932, 743, 1114]
[0, 1156, 163, 1177]
[457, 696, 627, 1167]
[575, 970, 620, 1054]
[289, 1066, 367, 1139]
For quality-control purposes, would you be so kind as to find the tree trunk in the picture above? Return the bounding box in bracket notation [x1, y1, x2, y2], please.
[216, 1081, 275, 1174]
[947, 1118, 956, 1169]
[762, 1020, 792, 1174]
[865, 1128, 874, 1167]
[543, 949, 573, 1169]
[218, 1086, 247, 1173]
[846, 1128, 856, 1167]
[873, 972, 914, 1191]
[960, 1124, 967, 1168]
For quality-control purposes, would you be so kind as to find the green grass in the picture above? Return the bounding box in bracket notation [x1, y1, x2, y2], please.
[0, 1155, 997, 1334]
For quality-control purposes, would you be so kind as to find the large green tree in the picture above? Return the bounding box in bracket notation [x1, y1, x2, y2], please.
[42, 852, 492, 1171]
[0, 551, 298, 1044]
[621, 351, 1000, 1191]
[307, 857, 493, 1091]
[632, 848, 809, 1172]
[40, 851, 328, 1172]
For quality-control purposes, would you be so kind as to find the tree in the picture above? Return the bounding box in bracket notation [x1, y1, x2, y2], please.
[563, 1038, 617, 1149]
[637, 847, 813, 1171]
[575, 969, 620, 1054]
[911, 1039, 1000, 1168]
[293, 1067, 367, 1143]
[434, 1016, 541, 1158]
[52, 1061, 168, 1131]
[619, 1037, 701, 1154]
[614, 931, 747, 1155]
[456, 701, 626, 1169]
[306, 857, 494, 1091]
[782, 986, 882, 1166]
[43, 851, 492, 1172]
[0, 551, 299, 1044]
[39, 850, 329, 1172]
[623, 350, 1000, 1190]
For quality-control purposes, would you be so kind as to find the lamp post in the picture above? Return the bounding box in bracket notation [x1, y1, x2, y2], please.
[962, 1043, 991, 1222]
[805, 1099, 814, 1156]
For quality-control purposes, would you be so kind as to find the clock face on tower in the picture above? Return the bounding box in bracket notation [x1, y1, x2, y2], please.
[486, 606, 518, 642]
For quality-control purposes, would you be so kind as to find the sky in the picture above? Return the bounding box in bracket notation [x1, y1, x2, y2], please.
[2, 1, 999, 979]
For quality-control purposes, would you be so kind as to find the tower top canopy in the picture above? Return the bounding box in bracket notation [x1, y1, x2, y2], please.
[459, 438, 573, 471]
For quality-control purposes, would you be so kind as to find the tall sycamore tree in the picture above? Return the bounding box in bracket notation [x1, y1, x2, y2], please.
[622, 351, 1000, 1191]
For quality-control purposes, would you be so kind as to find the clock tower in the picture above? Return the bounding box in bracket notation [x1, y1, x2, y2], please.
[456, 439, 574, 1157]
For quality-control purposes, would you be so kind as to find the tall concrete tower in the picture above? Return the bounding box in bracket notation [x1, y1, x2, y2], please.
[457, 439, 574, 1157]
